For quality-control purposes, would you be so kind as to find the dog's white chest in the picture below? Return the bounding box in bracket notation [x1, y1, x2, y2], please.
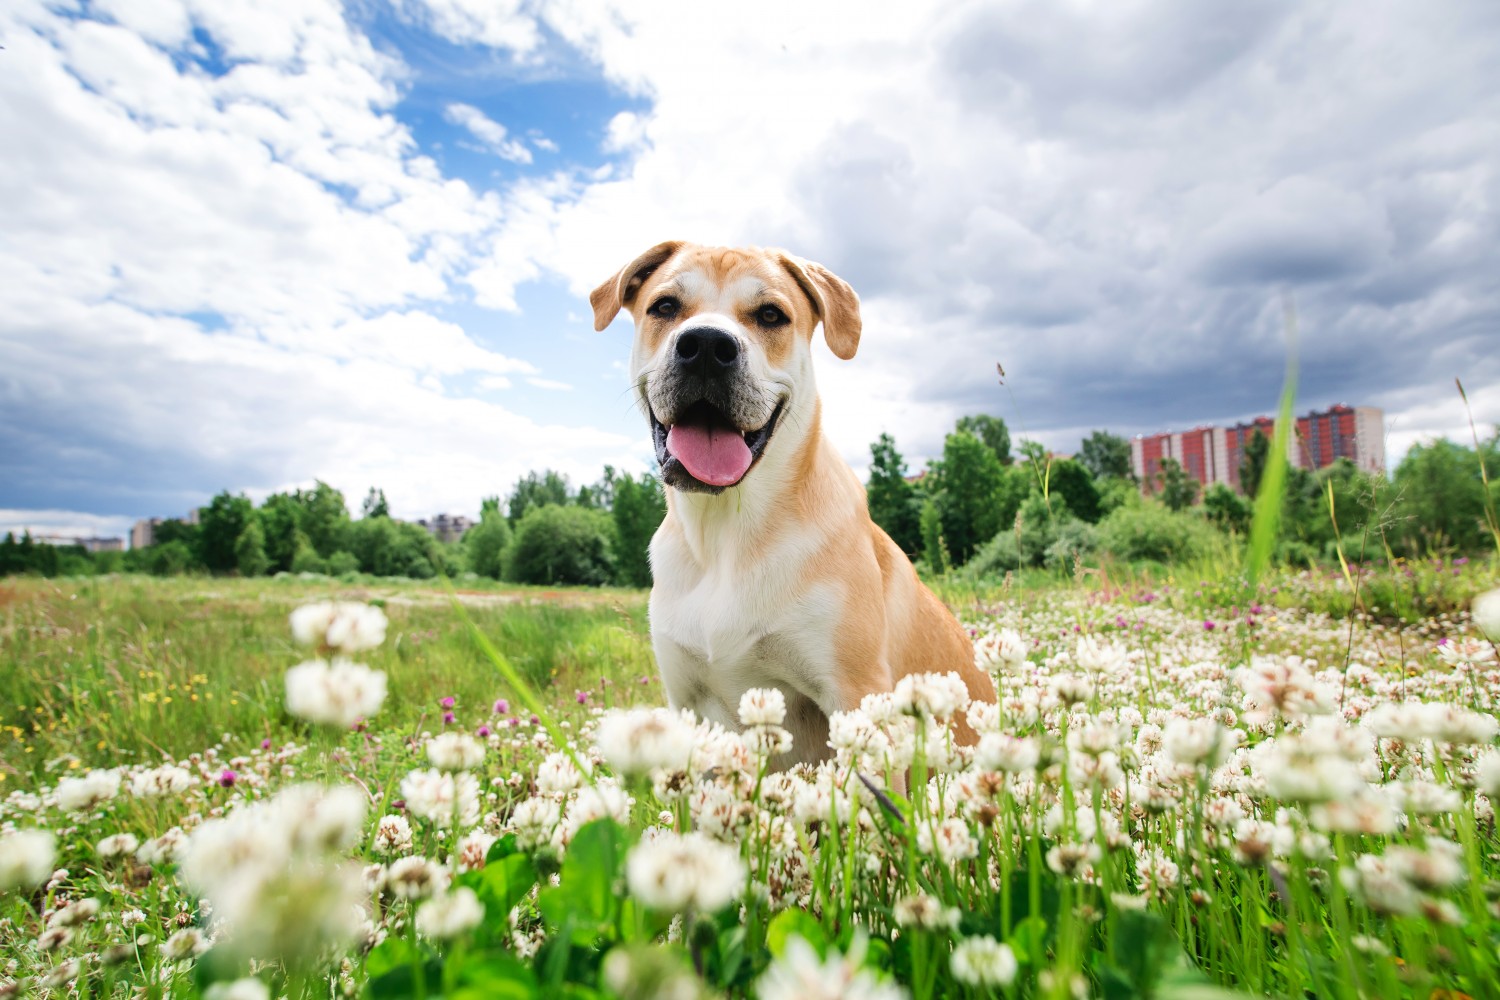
[649, 537, 844, 735]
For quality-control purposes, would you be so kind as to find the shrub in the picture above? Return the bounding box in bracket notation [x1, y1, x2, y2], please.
[1096, 503, 1221, 564]
[327, 550, 360, 576]
[506, 505, 616, 586]
[964, 530, 1021, 578]
[464, 514, 511, 580]
[1045, 519, 1099, 571]
[290, 540, 327, 575]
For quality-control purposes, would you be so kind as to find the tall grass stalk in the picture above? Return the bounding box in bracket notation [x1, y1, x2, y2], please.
[1244, 301, 1299, 590]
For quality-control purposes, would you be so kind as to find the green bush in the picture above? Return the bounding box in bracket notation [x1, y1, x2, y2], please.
[464, 514, 512, 580]
[343, 518, 444, 578]
[327, 550, 360, 575]
[964, 530, 1021, 578]
[290, 543, 328, 575]
[506, 505, 616, 586]
[1045, 519, 1099, 571]
[1096, 503, 1222, 564]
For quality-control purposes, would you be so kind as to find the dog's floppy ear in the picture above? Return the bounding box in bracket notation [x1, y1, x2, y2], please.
[778, 253, 862, 360]
[589, 240, 685, 331]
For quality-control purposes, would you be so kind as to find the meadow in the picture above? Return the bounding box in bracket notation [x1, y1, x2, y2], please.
[1, 562, 1498, 999]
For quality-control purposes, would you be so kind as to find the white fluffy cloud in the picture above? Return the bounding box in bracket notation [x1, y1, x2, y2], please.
[4, 0, 1497, 539]
[462, 0, 1500, 468]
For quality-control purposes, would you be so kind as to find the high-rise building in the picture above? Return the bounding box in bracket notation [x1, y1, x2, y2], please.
[1131, 405, 1384, 495]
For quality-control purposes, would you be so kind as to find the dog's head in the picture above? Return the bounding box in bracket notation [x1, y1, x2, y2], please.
[591, 242, 861, 494]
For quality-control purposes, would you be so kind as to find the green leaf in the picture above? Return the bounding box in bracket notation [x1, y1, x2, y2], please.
[1007, 916, 1048, 964]
[486, 833, 521, 862]
[364, 937, 422, 980]
[452, 952, 538, 1000]
[542, 819, 625, 932]
[766, 909, 828, 959]
[472, 853, 538, 922]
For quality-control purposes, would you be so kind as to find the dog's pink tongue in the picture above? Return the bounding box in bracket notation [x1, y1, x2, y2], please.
[667, 423, 752, 486]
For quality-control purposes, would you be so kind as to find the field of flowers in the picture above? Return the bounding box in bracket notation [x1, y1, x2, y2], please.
[2, 567, 1499, 999]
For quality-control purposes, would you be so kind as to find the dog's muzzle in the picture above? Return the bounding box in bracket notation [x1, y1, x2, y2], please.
[649, 326, 785, 493]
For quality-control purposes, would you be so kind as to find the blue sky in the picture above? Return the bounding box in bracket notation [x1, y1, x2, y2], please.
[2, 0, 1498, 542]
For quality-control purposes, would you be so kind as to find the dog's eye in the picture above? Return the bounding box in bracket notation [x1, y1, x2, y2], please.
[648, 297, 680, 319]
[756, 304, 788, 326]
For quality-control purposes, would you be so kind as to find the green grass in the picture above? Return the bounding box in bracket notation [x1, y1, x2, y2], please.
[0, 575, 655, 785]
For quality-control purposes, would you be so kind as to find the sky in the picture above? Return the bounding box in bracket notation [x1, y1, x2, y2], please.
[2, 0, 1498, 542]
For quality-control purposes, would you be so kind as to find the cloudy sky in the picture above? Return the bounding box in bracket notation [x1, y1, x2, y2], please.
[3, 0, 1497, 541]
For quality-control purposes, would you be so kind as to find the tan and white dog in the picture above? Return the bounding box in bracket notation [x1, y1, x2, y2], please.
[591, 242, 994, 767]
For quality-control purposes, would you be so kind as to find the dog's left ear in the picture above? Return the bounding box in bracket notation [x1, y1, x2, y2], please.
[778, 253, 862, 360]
[590, 240, 685, 331]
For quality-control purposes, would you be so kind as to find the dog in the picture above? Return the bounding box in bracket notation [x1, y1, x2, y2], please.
[591, 242, 995, 767]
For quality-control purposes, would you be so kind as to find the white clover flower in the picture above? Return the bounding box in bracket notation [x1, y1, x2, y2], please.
[1475, 751, 1500, 798]
[536, 752, 588, 795]
[163, 927, 209, 960]
[46, 897, 100, 928]
[285, 659, 387, 728]
[137, 826, 188, 865]
[596, 707, 696, 777]
[892, 893, 959, 930]
[565, 781, 633, 837]
[1341, 854, 1420, 916]
[1436, 637, 1496, 666]
[744, 725, 794, 758]
[0, 829, 56, 891]
[893, 671, 970, 722]
[756, 932, 907, 1000]
[205, 978, 272, 1000]
[427, 732, 486, 771]
[278, 783, 368, 854]
[121, 908, 147, 928]
[97, 833, 141, 860]
[975, 628, 1029, 674]
[508, 797, 563, 851]
[372, 814, 413, 856]
[951, 935, 1018, 987]
[739, 687, 788, 727]
[130, 764, 197, 798]
[916, 817, 978, 864]
[1473, 588, 1500, 641]
[1049, 673, 1094, 707]
[1309, 791, 1397, 836]
[400, 769, 481, 829]
[1162, 719, 1237, 768]
[387, 856, 449, 900]
[1075, 635, 1130, 675]
[975, 734, 1039, 773]
[290, 601, 388, 653]
[56, 769, 121, 812]
[1046, 842, 1101, 878]
[626, 830, 746, 913]
[1385, 840, 1465, 891]
[416, 887, 484, 940]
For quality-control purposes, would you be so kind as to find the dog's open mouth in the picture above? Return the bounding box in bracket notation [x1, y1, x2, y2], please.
[652, 399, 785, 491]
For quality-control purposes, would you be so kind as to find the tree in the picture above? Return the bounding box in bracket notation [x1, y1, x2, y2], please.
[198, 492, 255, 573]
[576, 467, 616, 512]
[1240, 429, 1270, 499]
[1389, 436, 1498, 555]
[1079, 430, 1132, 481]
[865, 433, 922, 557]
[612, 471, 667, 587]
[955, 414, 1012, 466]
[296, 481, 350, 558]
[1046, 459, 1102, 523]
[508, 470, 572, 524]
[919, 498, 949, 575]
[464, 511, 512, 580]
[927, 431, 1007, 566]
[1156, 458, 1199, 512]
[361, 487, 390, 519]
[1203, 483, 1251, 535]
[234, 520, 271, 576]
[258, 493, 306, 572]
[506, 505, 616, 586]
[345, 517, 444, 578]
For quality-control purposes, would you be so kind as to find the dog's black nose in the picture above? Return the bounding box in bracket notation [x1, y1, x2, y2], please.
[674, 327, 739, 373]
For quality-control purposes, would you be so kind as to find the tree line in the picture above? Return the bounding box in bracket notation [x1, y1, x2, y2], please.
[866, 416, 1499, 577]
[0, 468, 666, 587]
[3, 417, 1496, 583]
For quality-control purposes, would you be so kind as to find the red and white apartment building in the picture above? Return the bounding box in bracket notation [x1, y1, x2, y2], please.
[1131, 404, 1385, 495]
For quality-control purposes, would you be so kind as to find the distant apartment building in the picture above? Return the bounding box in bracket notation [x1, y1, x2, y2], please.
[1131, 404, 1385, 495]
[131, 518, 164, 550]
[417, 513, 473, 543]
[130, 507, 203, 549]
